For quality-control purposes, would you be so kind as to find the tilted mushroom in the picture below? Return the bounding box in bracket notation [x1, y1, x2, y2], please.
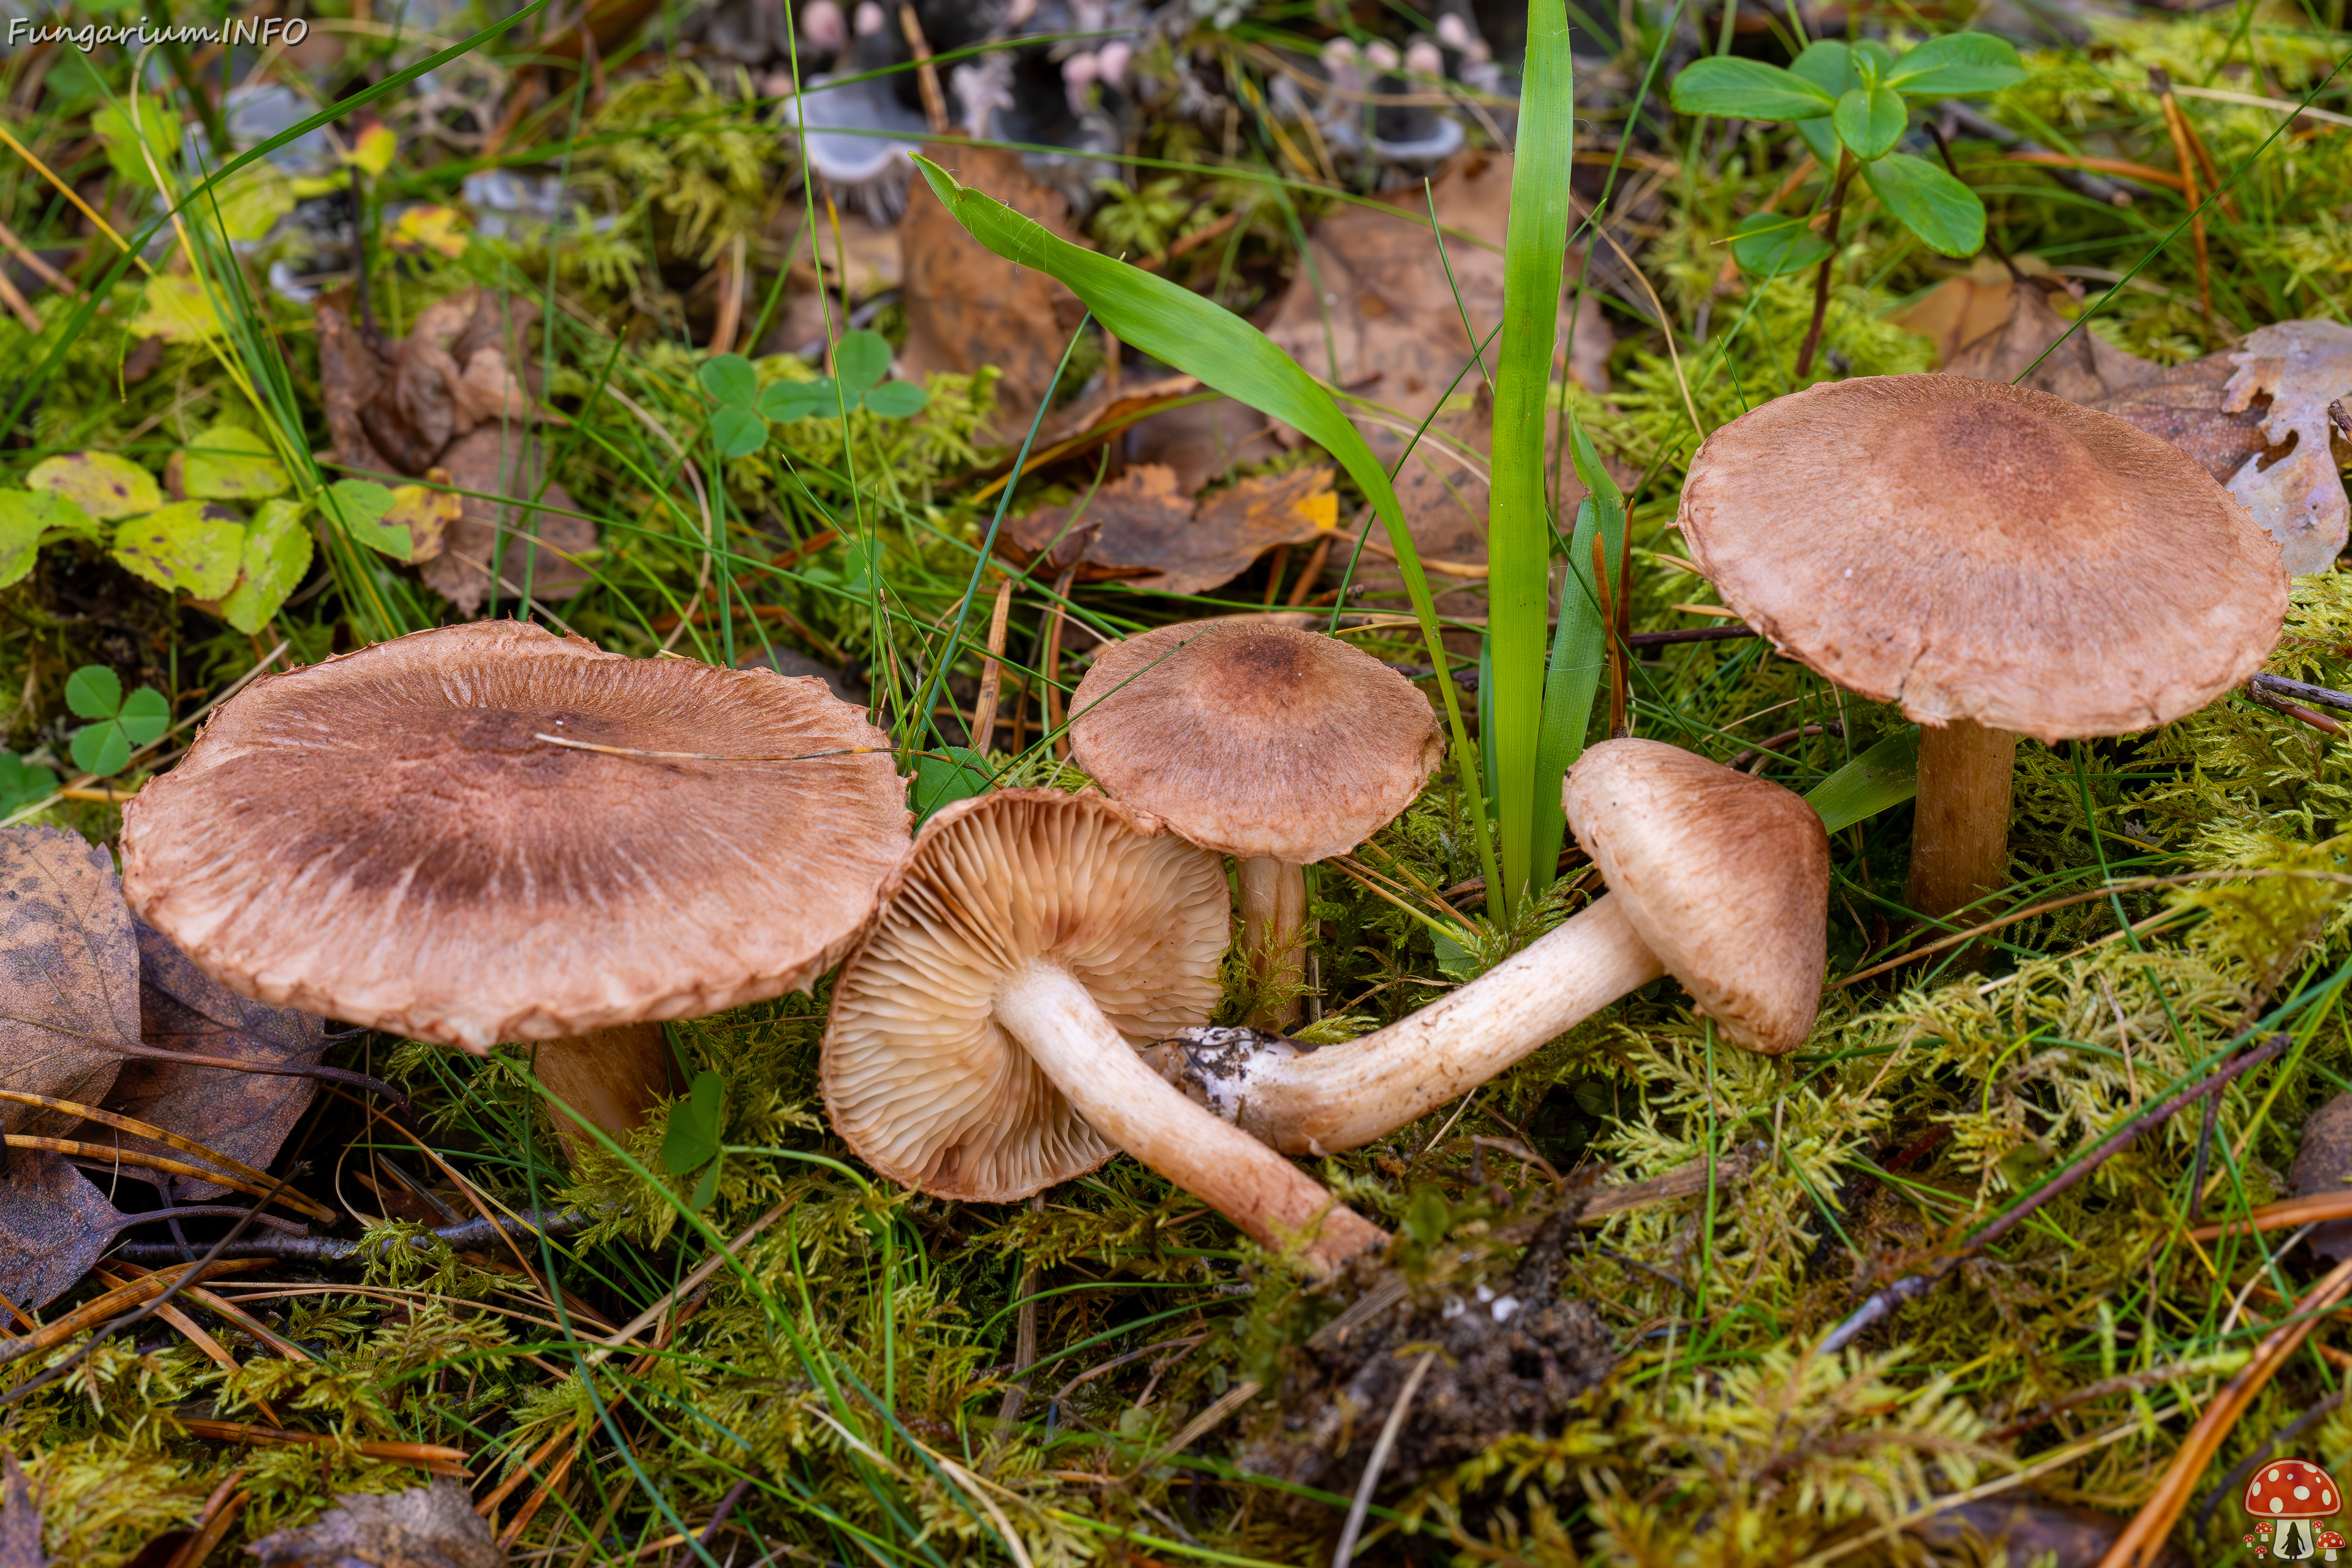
[1149, 741, 1828, 1154]
[1679, 374, 2287, 921]
[121, 621, 909, 1151]
[1069, 620, 1443, 1027]
[821, 789, 1387, 1275]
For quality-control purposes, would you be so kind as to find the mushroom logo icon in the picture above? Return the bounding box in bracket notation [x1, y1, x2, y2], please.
[2245, 1460, 2342, 1559]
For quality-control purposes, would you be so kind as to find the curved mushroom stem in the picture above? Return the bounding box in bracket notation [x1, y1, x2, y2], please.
[1238, 856, 1308, 1029]
[994, 957, 1386, 1276]
[1905, 719, 2019, 923]
[530, 1023, 679, 1158]
[1148, 894, 1664, 1155]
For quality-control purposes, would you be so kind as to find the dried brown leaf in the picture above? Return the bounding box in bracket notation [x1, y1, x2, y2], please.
[2221, 318, 2352, 573]
[416, 428, 593, 616]
[2084, 352, 2272, 486]
[0, 826, 137, 1137]
[1910, 1496, 2187, 1567]
[0, 1453, 43, 1568]
[1005, 466, 1341, 598]
[1932, 270, 2161, 403]
[0, 1152, 117, 1311]
[247, 1483, 500, 1568]
[899, 142, 1092, 443]
[2291, 1093, 2352, 1263]
[94, 918, 325, 1203]
[315, 305, 395, 480]
[321, 292, 548, 481]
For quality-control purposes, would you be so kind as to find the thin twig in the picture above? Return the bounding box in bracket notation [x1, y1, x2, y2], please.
[1333, 1351, 1437, 1568]
[111, 1205, 600, 1265]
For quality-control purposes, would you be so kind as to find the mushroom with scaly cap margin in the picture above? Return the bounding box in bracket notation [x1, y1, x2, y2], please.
[821, 788, 1387, 1276]
[120, 621, 911, 1152]
[1678, 374, 2288, 922]
[1148, 740, 1830, 1154]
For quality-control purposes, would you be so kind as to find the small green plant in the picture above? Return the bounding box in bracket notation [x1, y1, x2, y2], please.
[0, 753, 56, 815]
[658, 1068, 726, 1211]
[698, 332, 929, 459]
[1672, 34, 2022, 366]
[66, 665, 167, 778]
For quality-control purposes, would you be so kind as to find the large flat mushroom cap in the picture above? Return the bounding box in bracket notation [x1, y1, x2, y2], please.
[821, 789, 1228, 1202]
[1677, 374, 2289, 744]
[1564, 740, 1828, 1055]
[1069, 620, 1443, 863]
[120, 621, 910, 1050]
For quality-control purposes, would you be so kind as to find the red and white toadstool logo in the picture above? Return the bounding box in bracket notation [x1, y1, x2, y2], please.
[2245, 1458, 2343, 1560]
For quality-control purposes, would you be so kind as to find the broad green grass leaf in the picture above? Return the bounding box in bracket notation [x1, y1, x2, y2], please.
[1834, 86, 1907, 160]
[116, 687, 168, 746]
[1732, 213, 1834, 277]
[1668, 58, 1837, 121]
[1887, 33, 2026, 97]
[1863, 153, 1986, 256]
[27, 451, 159, 521]
[1531, 418, 1627, 887]
[1806, 727, 1921, 832]
[907, 150, 1496, 894]
[834, 330, 893, 396]
[911, 746, 993, 823]
[699, 354, 758, 407]
[64, 665, 122, 721]
[183, 424, 290, 500]
[1486, 0, 1575, 917]
[321, 480, 412, 560]
[218, 498, 314, 633]
[861, 380, 929, 418]
[70, 722, 129, 779]
[112, 502, 244, 598]
[711, 407, 768, 459]
[660, 1069, 725, 1175]
[759, 379, 839, 421]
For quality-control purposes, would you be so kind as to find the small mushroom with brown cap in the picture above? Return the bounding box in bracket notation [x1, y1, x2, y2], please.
[821, 789, 1387, 1275]
[1070, 620, 1444, 1027]
[1149, 741, 1828, 1153]
[1679, 374, 2288, 921]
[120, 621, 910, 1153]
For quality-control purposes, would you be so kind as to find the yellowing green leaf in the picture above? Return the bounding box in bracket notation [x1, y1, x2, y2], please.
[344, 125, 398, 177]
[207, 164, 296, 243]
[92, 99, 179, 187]
[217, 498, 314, 633]
[0, 491, 91, 587]
[26, 451, 160, 521]
[390, 204, 469, 258]
[182, 424, 290, 500]
[383, 484, 460, 563]
[132, 276, 222, 344]
[111, 501, 244, 598]
[320, 479, 410, 560]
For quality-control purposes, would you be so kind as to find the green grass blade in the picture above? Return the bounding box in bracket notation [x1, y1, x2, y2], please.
[1485, 0, 1576, 921]
[1530, 499, 1605, 886]
[1806, 726, 1921, 832]
[908, 151, 1499, 900]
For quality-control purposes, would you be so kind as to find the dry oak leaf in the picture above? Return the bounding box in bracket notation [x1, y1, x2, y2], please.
[0, 826, 138, 1137]
[1927, 263, 2162, 404]
[247, 1483, 500, 1568]
[0, 1152, 118, 1311]
[1005, 465, 1341, 598]
[2222, 318, 2352, 574]
[99, 916, 326, 1203]
[416, 428, 592, 616]
[0, 1453, 43, 1568]
[317, 290, 548, 481]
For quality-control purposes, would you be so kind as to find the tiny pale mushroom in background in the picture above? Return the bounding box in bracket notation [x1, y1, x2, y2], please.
[121, 621, 910, 1155]
[1069, 620, 1442, 1029]
[821, 789, 1387, 1276]
[1678, 374, 2287, 924]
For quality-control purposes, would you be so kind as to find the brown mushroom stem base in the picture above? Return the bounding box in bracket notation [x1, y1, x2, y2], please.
[528, 1022, 679, 1155]
[994, 958, 1387, 1275]
[1150, 894, 1665, 1155]
[1905, 720, 2019, 922]
[1238, 857, 1308, 1030]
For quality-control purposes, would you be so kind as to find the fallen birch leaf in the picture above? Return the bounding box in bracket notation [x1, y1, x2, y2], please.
[0, 1152, 116, 1311]
[0, 826, 139, 1135]
[24, 451, 160, 522]
[2222, 318, 2352, 573]
[247, 1482, 501, 1568]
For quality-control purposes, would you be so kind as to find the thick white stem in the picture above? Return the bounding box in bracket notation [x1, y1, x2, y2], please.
[995, 959, 1386, 1275]
[1162, 893, 1664, 1155]
[1238, 856, 1308, 1029]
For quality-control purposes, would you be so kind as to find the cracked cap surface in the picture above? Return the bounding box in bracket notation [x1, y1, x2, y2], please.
[121, 621, 910, 1050]
[1677, 374, 2288, 743]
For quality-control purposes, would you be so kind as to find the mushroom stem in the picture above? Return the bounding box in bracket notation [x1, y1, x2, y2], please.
[530, 1023, 679, 1156]
[994, 957, 1386, 1274]
[1238, 856, 1308, 1029]
[1905, 719, 2019, 922]
[1152, 894, 1664, 1155]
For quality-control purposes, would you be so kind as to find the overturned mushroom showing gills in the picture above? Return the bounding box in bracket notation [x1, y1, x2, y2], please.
[121, 622, 909, 1150]
[1678, 375, 2288, 921]
[822, 789, 1387, 1275]
[1071, 620, 1442, 1028]
[1152, 741, 1828, 1154]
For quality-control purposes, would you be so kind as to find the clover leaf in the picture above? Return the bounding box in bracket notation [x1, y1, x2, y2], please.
[66, 664, 168, 778]
[702, 336, 930, 458]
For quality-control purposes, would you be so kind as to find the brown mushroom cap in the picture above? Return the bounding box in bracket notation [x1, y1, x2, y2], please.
[821, 789, 1228, 1202]
[1677, 375, 2288, 744]
[1564, 739, 1828, 1054]
[1069, 620, 1443, 863]
[121, 621, 909, 1049]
